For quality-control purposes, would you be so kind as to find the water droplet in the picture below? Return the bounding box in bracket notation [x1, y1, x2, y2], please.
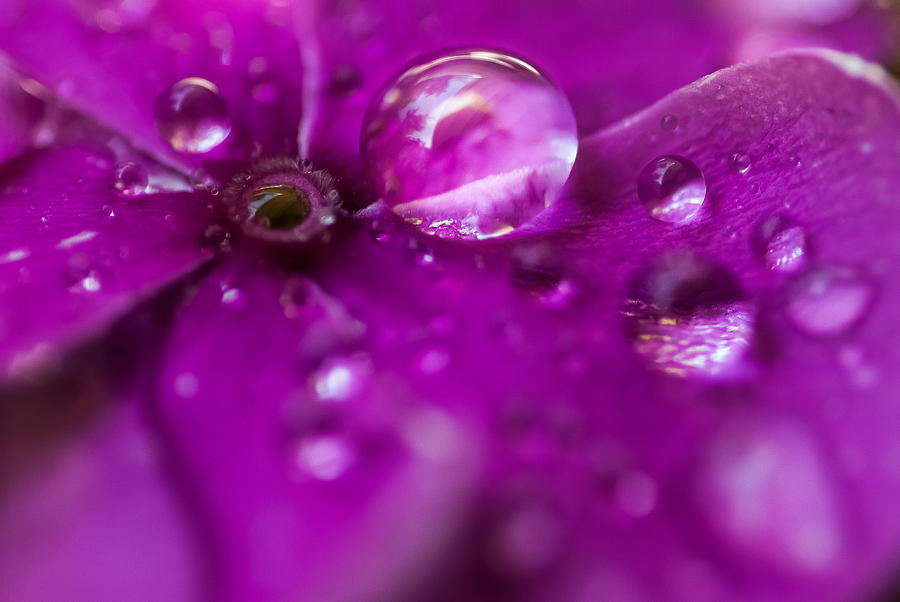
[660, 114, 678, 131]
[728, 152, 751, 174]
[154, 77, 231, 153]
[112, 161, 148, 196]
[696, 416, 840, 572]
[287, 433, 355, 481]
[312, 355, 371, 402]
[752, 216, 807, 273]
[221, 287, 246, 308]
[361, 48, 578, 239]
[785, 266, 874, 336]
[329, 65, 362, 97]
[249, 184, 311, 229]
[201, 224, 229, 247]
[623, 253, 754, 379]
[637, 156, 706, 223]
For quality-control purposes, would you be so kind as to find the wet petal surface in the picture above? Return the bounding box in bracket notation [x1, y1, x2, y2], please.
[0, 144, 213, 380]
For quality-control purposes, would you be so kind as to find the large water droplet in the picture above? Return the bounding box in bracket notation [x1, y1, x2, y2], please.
[112, 161, 148, 197]
[623, 253, 754, 379]
[752, 216, 807, 273]
[360, 48, 578, 239]
[637, 156, 706, 223]
[154, 78, 231, 153]
[785, 266, 874, 336]
[696, 416, 841, 572]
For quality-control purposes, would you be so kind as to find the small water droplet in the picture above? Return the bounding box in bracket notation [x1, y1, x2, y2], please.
[154, 77, 231, 153]
[249, 184, 311, 229]
[785, 266, 874, 336]
[660, 114, 678, 131]
[312, 355, 371, 402]
[221, 287, 246, 308]
[201, 224, 229, 247]
[728, 152, 751, 174]
[624, 253, 754, 379]
[112, 161, 148, 196]
[637, 156, 706, 223]
[287, 433, 355, 481]
[361, 47, 578, 239]
[752, 216, 807, 273]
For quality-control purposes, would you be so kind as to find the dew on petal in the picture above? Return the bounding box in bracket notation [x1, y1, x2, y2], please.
[623, 253, 754, 379]
[153, 78, 231, 153]
[112, 161, 149, 197]
[728, 152, 751, 174]
[637, 156, 706, 223]
[752, 215, 807, 273]
[696, 416, 841, 573]
[361, 47, 578, 239]
[312, 355, 371, 402]
[660, 114, 678, 131]
[785, 266, 874, 336]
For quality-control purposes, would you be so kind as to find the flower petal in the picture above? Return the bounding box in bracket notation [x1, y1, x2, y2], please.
[0, 144, 213, 380]
[157, 252, 483, 602]
[0, 58, 40, 162]
[0, 0, 307, 170]
[0, 388, 201, 602]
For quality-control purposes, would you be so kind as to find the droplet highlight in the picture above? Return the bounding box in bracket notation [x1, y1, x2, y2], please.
[752, 216, 807, 273]
[637, 156, 706, 223]
[154, 77, 231, 153]
[360, 47, 578, 239]
[112, 161, 148, 197]
[728, 152, 751, 174]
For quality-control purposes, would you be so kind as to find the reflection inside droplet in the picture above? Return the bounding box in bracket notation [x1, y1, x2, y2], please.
[154, 77, 231, 153]
[623, 253, 755, 379]
[637, 156, 706, 223]
[361, 47, 578, 239]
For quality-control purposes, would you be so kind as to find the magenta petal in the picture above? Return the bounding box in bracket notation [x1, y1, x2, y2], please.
[0, 400, 201, 602]
[0, 0, 306, 168]
[0, 59, 39, 162]
[0, 145, 212, 379]
[158, 253, 483, 602]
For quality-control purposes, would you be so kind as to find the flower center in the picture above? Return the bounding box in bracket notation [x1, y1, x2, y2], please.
[224, 158, 341, 245]
[250, 185, 311, 229]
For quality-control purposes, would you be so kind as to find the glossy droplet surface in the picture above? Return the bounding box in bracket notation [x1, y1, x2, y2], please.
[637, 156, 706, 223]
[624, 253, 754, 379]
[752, 216, 807, 273]
[361, 48, 578, 239]
[728, 152, 751, 174]
[154, 78, 231, 153]
[249, 185, 310, 229]
[112, 161, 148, 197]
[660, 114, 678, 131]
[785, 266, 874, 336]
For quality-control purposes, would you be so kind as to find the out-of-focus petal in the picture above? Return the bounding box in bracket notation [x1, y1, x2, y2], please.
[0, 0, 306, 170]
[0, 144, 213, 380]
[157, 252, 483, 602]
[0, 390, 202, 602]
[0, 58, 41, 162]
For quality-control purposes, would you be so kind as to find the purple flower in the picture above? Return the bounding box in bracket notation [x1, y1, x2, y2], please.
[1, 1, 899, 601]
